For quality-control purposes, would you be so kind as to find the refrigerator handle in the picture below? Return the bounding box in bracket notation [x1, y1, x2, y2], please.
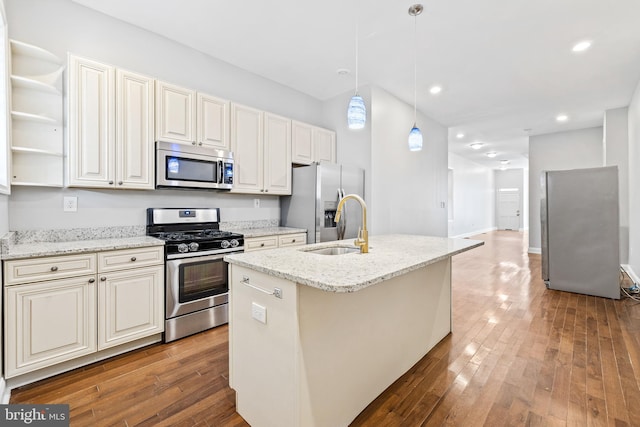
[336, 188, 346, 240]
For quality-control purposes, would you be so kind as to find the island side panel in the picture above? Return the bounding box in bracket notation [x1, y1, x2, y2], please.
[297, 258, 452, 427]
[228, 265, 300, 426]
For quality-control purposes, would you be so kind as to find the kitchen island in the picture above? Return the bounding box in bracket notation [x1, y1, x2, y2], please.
[224, 234, 482, 427]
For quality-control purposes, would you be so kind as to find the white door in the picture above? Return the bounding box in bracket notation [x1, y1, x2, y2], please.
[263, 112, 291, 195]
[230, 103, 263, 193]
[497, 189, 520, 230]
[197, 93, 230, 149]
[155, 81, 196, 144]
[313, 127, 336, 163]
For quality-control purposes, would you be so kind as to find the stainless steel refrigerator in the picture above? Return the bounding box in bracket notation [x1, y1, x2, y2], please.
[541, 166, 620, 299]
[281, 162, 365, 244]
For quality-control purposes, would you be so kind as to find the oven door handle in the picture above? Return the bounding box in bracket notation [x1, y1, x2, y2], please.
[167, 252, 228, 265]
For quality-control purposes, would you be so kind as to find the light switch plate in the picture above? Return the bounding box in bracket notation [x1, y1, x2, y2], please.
[254, 198, 260, 208]
[251, 302, 267, 324]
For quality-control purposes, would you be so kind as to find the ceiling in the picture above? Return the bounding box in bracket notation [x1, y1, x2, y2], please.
[72, 0, 640, 170]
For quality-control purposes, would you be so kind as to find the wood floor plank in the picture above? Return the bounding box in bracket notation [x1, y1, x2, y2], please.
[9, 231, 640, 427]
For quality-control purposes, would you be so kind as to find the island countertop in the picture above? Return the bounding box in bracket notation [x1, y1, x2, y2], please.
[224, 234, 483, 292]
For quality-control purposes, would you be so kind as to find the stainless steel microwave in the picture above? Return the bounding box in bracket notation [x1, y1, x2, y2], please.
[156, 141, 234, 190]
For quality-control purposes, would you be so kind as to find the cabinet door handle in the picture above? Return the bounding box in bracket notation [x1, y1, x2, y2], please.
[50, 266, 58, 271]
[100, 276, 107, 281]
[109, 180, 114, 185]
[118, 181, 123, 185]
[130, 256, 137, 262]
[260, 243, 265, 247]
[88, 278, 95, 283]
[292, 239, 296, 242]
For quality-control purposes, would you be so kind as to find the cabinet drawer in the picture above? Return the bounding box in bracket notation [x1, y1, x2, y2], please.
[278, 233, 307, 247]
[244, 236, 278, 252]
[98, 246, 164, 272]
[4, 253, 97, 285]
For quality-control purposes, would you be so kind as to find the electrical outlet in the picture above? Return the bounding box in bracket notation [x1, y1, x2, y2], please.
[254, 198, 260, 208]
[63, 196, 78, 212]
[251, 302, 267, 324]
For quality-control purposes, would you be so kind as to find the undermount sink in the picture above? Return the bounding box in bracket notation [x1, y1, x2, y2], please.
[299, 246, 361, 255]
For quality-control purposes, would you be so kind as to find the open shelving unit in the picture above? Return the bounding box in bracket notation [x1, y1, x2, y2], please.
[10, 39, 64, 187]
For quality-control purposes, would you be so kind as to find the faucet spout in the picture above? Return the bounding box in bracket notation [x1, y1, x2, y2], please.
[335, 194, 368, 254]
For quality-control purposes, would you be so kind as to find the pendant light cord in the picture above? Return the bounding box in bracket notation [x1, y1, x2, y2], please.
[413, 12, 417, 125]
[355, 2, 359, 94]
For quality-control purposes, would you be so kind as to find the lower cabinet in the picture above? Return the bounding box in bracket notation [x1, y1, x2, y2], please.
[244, 232, 307, 252]
[5, 276, 97, 378]
[3, 246, 164, 379]
[98, 265, 164, 350]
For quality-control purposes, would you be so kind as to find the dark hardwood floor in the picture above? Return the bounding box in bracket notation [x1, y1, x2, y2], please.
[10, 231, 640, 426]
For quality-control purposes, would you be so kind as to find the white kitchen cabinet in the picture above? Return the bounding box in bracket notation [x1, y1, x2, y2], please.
[244, 232, 306, 252]
[291, 120, 336, 165]
[97, 264, 164, 350]
[115, 69, 155, 189]
[4, 252, 98, 378]
[230, 103, 264, 192]
[313, 127, 337, 164]
[197, 92, 230, 150]
[68, 55, 114, 187]
[10, 40, 65, 187]
[3, 245, 164, 379]
[68, 55, 154, 189]
[155, 80, 196, 145]
[231, 104, 292, 195]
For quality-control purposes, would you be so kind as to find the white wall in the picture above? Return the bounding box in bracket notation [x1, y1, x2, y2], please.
[495, 168, 526, 231]
[369, 87, 447, 237]
[604, 107, 630, 264]
[4, 0, 326, 231]
[528, 127, 604, 251]
[627, 80, 640, 280]
[447, 152, 495, 238]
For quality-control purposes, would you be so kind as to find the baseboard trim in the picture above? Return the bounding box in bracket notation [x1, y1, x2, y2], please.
[528, 247, 542, 254]
[621, 264, 639, 285]
[0, 377, 9, 404]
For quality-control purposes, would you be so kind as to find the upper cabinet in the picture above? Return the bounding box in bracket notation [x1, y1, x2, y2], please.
[291, 120, 336, 165]
[10, 40, 65, 187]
[68, 54, 154, 189]
[156, 81, 230, 150]
[230, 104, 291, 195]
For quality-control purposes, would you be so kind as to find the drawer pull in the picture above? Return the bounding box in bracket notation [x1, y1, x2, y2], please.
[130, 257, 137, 262]
[260, 243, 265, 247]
[50, 266, 58, 272]
[292, 239, 296, 242]
[88, 278, 95, 283]
[100, 276, 107, 281]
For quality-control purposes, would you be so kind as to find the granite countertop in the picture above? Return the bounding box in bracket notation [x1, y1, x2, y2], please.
[224, 234, 483, 293]
[0, 227, 165, 260]
[233, 226, 307, 239]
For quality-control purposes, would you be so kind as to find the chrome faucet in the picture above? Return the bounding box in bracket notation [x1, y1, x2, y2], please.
[335, 194, 368, 254]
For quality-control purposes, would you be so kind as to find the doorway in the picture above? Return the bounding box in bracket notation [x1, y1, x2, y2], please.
[497, 188, 520, 230]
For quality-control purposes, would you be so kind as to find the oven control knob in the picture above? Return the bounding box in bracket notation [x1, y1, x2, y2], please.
[177, 243, 189, 253]
[189, 242, 199, 252]
[230, 239, 240, 248]
[220, 240, 230, 249]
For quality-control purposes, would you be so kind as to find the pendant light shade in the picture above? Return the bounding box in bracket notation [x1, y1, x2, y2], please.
[347, 94, 366, 129]
[347, 2, 366, 129]
[408, 4, 423, 151]
[408, 124, 423, 151]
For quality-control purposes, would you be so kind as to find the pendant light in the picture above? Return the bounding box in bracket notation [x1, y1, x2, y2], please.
[347, 3, 366, 129]
[408, 4, 423, 151]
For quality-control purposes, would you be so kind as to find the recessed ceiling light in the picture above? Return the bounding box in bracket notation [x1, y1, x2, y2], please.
[486, 152, 497, 158]
[500, 159, 510, 165]
[469, 142, 483, 150]
[429, 85, 442, 95]
[336, 68, 351, 76]
[456, 132, 465, 139]
[572, 40, 592, 53]
[556, 114, 569, 122]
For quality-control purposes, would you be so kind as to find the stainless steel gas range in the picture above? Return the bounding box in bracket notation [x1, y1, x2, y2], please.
[146, 208, 244, 342]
